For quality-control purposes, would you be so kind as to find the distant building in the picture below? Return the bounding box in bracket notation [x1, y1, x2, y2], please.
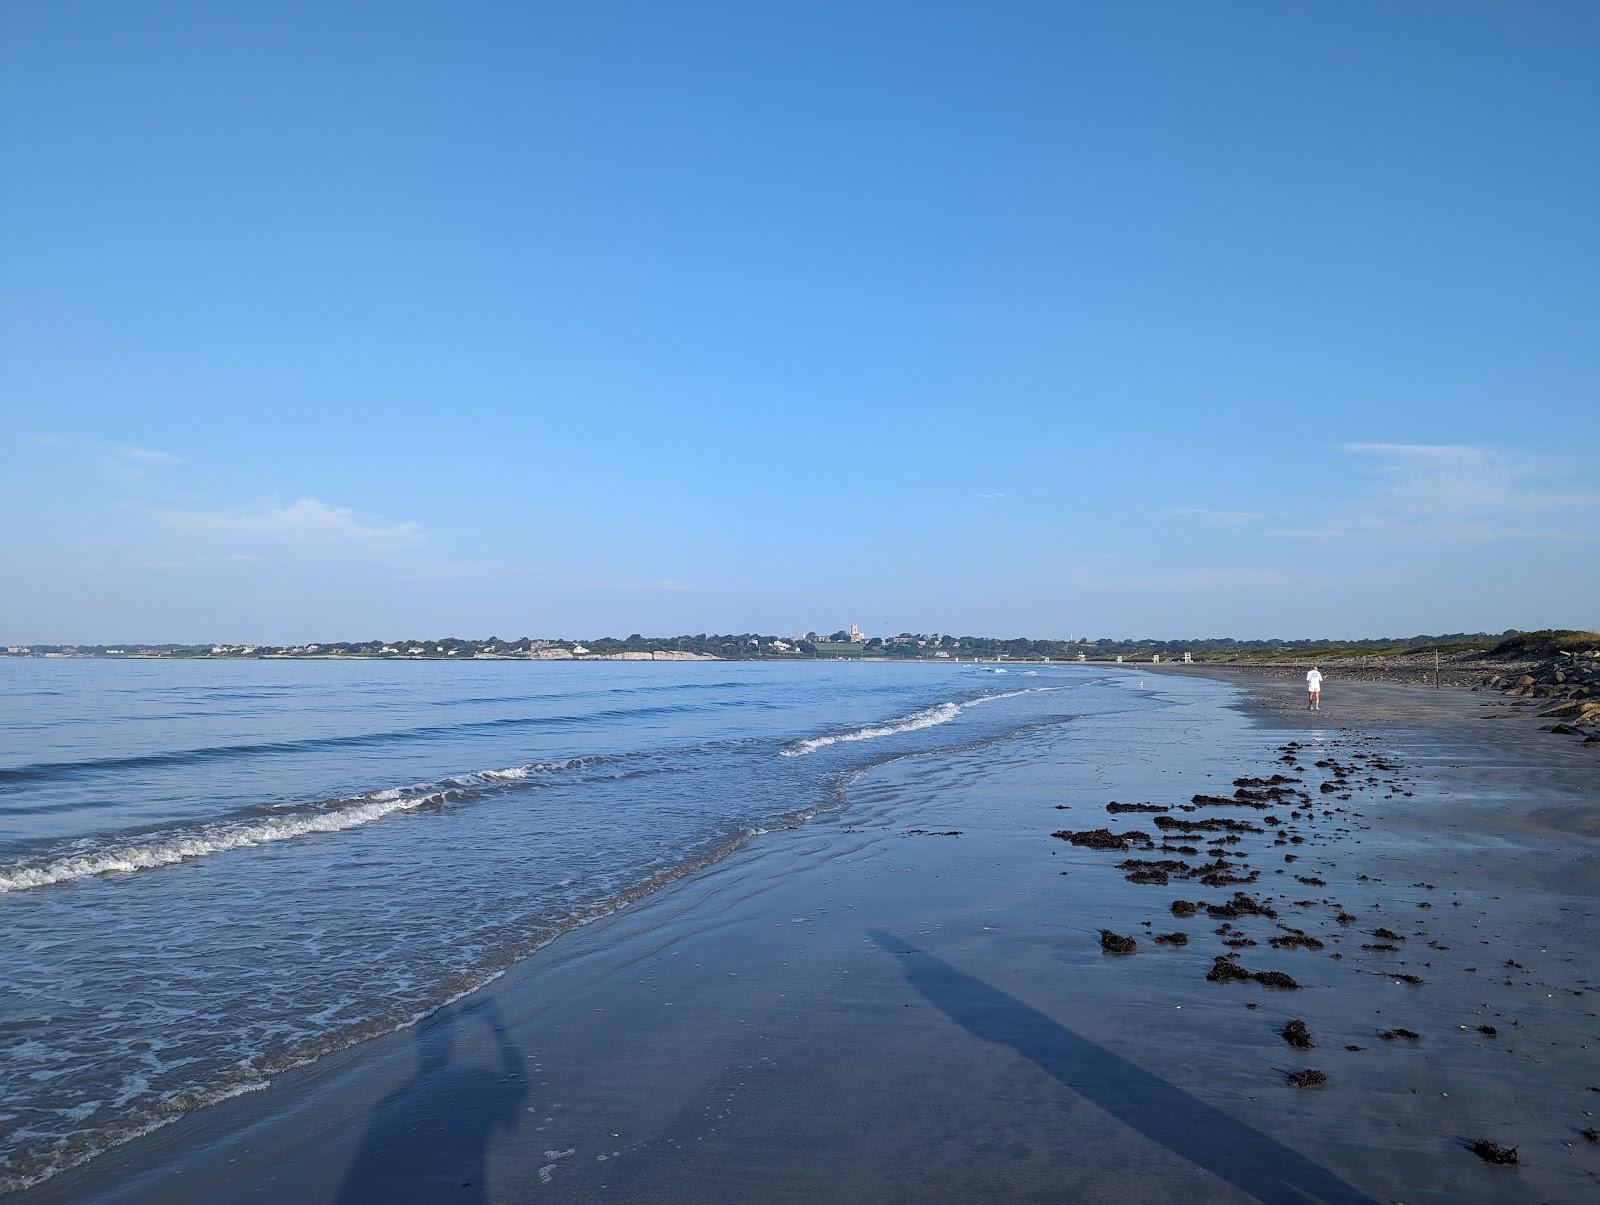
[934, 650, 951, 658]
[571, 644, 589, 655]
[1183, 652, 1192, 663]
[848, 623, 866, 643]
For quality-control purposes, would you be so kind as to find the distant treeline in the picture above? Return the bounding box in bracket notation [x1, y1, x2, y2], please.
[7, 630, 1538, 661]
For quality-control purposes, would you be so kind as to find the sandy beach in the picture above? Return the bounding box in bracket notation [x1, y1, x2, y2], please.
[21, 668, 1599, 1203]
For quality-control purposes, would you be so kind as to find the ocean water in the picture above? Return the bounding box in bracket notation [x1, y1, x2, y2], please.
[0, 658, 1150, 1191]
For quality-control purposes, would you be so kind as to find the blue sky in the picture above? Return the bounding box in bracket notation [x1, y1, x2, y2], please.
[3, 1, 1596, 643]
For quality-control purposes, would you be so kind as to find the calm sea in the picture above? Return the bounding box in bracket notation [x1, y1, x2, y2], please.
[0, 658, 1147, 1191]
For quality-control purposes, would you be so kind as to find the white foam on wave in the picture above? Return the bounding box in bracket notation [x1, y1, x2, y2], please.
[964, 686, 1055, 707]
[781, 702, 961, 757]
[780, 687, 1061, 757]
[0, 792, 444, 892]
[0, 758, 593, 893]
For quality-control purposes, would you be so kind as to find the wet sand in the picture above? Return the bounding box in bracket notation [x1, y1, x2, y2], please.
[23, 671, 1600, 1203]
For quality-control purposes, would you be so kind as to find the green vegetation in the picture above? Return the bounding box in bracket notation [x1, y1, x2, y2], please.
[1487, 629, 1600, 658]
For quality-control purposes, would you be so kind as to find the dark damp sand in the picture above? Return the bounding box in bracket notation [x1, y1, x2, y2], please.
[22, 672, 1600, 1203]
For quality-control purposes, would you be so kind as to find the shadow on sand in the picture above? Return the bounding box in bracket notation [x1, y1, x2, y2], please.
[871, 932, 1376, 1205]
[336, 999, 528, 1204]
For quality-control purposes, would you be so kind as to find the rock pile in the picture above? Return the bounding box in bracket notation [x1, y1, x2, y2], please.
[1485, 646, 1600, 747]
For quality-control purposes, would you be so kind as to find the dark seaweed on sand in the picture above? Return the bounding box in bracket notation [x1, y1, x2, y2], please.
[1153, 931, 1189, 946]
[1468, 1139, 1518, 1165]
[1253, 970, 1301, 990]
[1281, 1019, 1313, 1049]
[1205, 892, 1278, 920]
[1285, 1068, 1326, 1088]
[1155, 816, 1264, 835]
[1380, 1028, 1420, 1041]
[1207, 956, 1252, 983]
[1270, 932, 1324, 951]
[1099, 929, 1137, 954]
[1117, 858, 1191, 875]
[1204, 956, 1300, 989]
[1052, 827, 1150, 851]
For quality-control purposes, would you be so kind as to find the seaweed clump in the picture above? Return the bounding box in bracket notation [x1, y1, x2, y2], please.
[1052, 827, 1150, 851]
[1468, 1140, 1518, 1165]
[1099, 929, 1137, 954]
[1281, 1019, 1314, 1049]
[1204, 957, 1301, 989]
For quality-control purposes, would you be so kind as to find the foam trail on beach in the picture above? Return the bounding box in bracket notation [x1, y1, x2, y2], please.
[780, 687, 1058, 756]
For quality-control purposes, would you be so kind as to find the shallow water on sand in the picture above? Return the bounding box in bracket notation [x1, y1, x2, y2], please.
[0, 659, 1141, 1191]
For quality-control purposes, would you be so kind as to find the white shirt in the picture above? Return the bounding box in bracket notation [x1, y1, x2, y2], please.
[1306, 670, 1323, 691]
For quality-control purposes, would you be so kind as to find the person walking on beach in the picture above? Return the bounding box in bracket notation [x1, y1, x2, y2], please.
[1306, 666, 1323, 711]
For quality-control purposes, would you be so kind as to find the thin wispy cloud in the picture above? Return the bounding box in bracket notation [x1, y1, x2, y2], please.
[564, 573, 700, 594]
[1268, 443, 1598, 544]
[1171, 508, 1267, 527]
[1337, 442, 1480, 459]
[151, 498, 426, 549]
[120, 445, 182, 466]
[972, 492, 1006, 500]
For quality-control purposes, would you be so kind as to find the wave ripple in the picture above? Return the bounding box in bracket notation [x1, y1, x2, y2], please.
[780, 687, 1055, 757]
[0, 759, 594, 892]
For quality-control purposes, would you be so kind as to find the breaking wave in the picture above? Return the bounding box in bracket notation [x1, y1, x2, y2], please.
[779, 687, 1057, 757]
[0, 758, 597, 893]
